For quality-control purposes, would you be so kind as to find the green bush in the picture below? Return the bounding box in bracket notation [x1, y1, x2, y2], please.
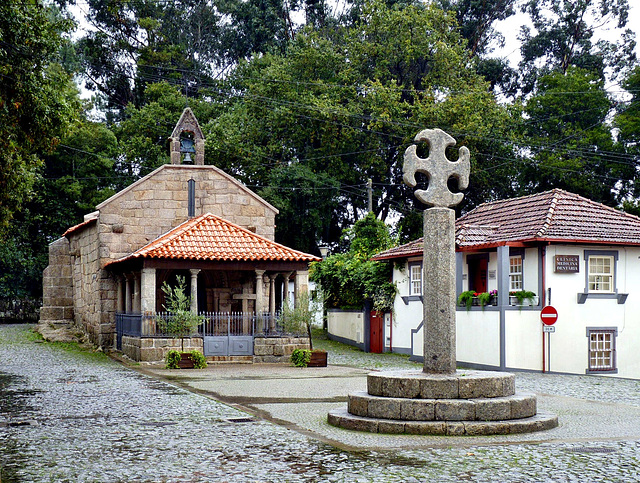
[166, 350, 181, 369]
[158, 275, 204, 337]
[189, 350, 207, 369]
[290, 348, 311, 367]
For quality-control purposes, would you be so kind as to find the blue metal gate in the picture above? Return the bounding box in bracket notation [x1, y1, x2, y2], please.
[201, 313, 254, 356]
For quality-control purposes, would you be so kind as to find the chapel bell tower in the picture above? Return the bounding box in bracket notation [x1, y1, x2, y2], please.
[169, 107, 205, 165]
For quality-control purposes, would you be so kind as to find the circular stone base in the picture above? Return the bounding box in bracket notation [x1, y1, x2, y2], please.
[347, 391, 537, 421]
[327, 408, 558, 436]
[367, 370, 515, 399]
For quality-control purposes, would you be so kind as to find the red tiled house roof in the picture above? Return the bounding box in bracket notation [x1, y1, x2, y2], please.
[107, 212, 320, 265]
[373, 189, 640, 260]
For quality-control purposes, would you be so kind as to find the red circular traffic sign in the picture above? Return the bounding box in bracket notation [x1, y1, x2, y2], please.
[540, 305, 558, 326]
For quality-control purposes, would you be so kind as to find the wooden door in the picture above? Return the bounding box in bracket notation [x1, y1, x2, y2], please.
[370, 311, 383, 353]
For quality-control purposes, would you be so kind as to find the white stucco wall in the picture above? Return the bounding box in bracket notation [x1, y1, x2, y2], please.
[327, 310, 365, 345]
[455, 311, 501, 367]
[543, 244, 640, 378]
[390, 244, 640, 379]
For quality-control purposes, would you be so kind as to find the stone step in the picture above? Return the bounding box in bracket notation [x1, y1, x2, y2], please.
[367, 369, 515, 399]
[348, 391, 536, 422]
[328, 407, 558, 436]
[205, 356, 254, 364]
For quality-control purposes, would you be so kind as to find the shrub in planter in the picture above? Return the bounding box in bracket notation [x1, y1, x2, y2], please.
[189, 350, 207, 369]
[166, 350, 182, 369]
[165, 349, 207, 369]
[291, 348, 311, 367]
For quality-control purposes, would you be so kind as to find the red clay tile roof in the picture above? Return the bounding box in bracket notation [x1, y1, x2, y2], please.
[373, 189, 640, 259]
[109, 213, 320, 264]
[62, 217, 97, 237]
[456, 189, 640, 248]
[372, 238, 423, 261]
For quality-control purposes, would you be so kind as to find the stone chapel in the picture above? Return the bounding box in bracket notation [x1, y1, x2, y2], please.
[39, 108, 319, 352]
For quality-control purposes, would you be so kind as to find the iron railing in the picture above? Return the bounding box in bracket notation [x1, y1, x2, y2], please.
[116, 311, 307, 348]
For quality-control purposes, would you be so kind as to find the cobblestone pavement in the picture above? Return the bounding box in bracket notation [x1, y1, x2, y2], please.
[1, 325, 640, 482]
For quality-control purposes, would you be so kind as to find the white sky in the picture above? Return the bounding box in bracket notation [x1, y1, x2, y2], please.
[492, 2, 640, 84]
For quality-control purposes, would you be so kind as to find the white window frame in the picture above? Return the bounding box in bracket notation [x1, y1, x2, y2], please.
[409, 264, 422, 296]
[586, 327, 617, 374]
[509, 256, 523, 291]
[587, 255, 614, 293]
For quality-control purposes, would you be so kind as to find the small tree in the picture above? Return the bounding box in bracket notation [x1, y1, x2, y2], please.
[159, 276, 203, 345]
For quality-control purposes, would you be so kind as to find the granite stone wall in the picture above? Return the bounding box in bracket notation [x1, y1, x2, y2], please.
[122, 336, 204, 362]
[253, 336, 311, 363]
[96, 165, 277, 265]
[40, 237, 74, 328]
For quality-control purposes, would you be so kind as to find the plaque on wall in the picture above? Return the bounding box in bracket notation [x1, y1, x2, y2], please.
[488, 270, 496, 280]
[554, 255, 579, 273]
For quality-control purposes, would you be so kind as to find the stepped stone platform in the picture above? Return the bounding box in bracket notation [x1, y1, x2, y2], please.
[328, 370, 558, 436]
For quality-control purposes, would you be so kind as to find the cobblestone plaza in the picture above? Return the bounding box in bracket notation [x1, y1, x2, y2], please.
[1, 324, 640, 482]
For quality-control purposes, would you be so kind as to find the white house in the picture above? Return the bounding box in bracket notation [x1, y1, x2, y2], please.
[371, 189, 640, 378]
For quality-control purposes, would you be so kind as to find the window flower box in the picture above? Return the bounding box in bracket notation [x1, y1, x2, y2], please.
[509, 294, 539, 306]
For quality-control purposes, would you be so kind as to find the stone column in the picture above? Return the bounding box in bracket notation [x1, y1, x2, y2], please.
[190, 269, 200, 314]
[255, 270, 265, 315]
[140, 268, 156, 314]
[133, 273, 141, 313]
[294, 270, 308, 308]
[423, 208, 457, 374]
[269, 274, 277, 315]
[125, 274, 133, 313]
[116, 276, 124, 313]
[140, 268, 156, 336]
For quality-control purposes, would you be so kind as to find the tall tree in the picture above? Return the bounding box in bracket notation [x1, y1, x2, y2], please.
[206, 1, 519, 247]
[615, 66, 640, 213]
[519, 67, 630, 205]
[519, 0, 636, 93]
[0, 2, 77, 231]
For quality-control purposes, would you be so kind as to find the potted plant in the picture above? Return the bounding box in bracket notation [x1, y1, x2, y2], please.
[290, 348, 327, 367]
[457, 290, 476, 310]
[166, 349, 207, 369]
[282, 293, 328, 367]
[159, 276, 206, 360]
[478, 290, 498, 310]
[509, 290, 538, 306]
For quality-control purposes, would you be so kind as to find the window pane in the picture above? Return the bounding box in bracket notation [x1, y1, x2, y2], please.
[589, 331, 615, 371]
[588, 256, 614, 293]
[509, 256, 523, 291]
[410, 265, 422, 296]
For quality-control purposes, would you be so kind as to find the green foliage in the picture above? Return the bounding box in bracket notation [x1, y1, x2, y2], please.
[518, 67, 626, 206]
[0, 3, 78, 231]
[166, 350, 182, 369]
[510, 290, 536, 305]
[518, 0, 634, 92]
[189, 350, 207, 369]
[290, 348, 312, 367]
[279, 292, 317, 347]
[159, 276, 203, 337]
[310, 213, 396, 311]
[457, 290, 475, 310]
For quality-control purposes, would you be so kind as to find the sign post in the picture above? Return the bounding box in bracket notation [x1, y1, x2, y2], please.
[540, 305, 558, 372]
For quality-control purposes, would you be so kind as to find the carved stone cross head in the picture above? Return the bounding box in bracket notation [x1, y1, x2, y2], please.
[403, 128, 470, 208]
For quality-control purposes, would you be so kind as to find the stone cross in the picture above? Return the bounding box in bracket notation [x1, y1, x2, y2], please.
[403, 129, 470, 208]
[403, 128, 470, 374]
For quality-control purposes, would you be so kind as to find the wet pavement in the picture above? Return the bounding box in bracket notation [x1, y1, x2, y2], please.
[1, 324, 640, 482]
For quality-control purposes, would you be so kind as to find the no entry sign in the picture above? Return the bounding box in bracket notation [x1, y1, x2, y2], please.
[540, 305, 558, 326]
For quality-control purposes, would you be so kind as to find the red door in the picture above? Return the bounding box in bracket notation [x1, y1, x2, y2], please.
[469, 258, 488, 293]
[370, 311, 383, 353]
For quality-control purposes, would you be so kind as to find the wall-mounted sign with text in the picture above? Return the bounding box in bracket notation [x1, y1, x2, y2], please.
[554, 255, 579, 273]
